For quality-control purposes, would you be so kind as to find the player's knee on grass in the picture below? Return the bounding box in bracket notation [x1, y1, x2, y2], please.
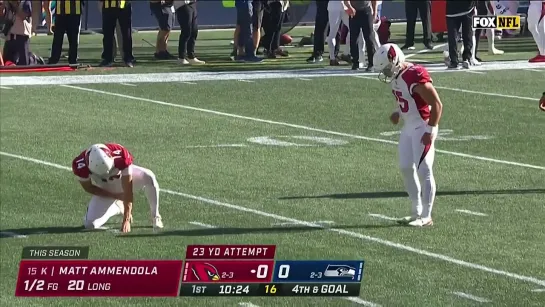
[83, 220, 98, 230]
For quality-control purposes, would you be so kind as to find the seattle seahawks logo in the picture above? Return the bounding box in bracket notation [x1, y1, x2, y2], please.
[323, 265, 356, 279]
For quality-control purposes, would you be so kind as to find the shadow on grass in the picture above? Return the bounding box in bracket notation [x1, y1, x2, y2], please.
[279, 189, 545, 200]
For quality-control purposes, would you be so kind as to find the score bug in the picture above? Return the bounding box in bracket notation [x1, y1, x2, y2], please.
[183, 261, 274, 283]
[272, 260, 364, 283]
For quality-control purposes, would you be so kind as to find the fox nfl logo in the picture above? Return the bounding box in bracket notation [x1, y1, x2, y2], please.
[472, 15, 521, 29]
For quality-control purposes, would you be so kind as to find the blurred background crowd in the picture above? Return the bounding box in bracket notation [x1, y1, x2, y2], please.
[0, 0, 535, 69]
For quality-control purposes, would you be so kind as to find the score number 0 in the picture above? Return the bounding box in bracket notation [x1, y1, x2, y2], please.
[254, 264, 270, 278]
[277, 265, 290, 279]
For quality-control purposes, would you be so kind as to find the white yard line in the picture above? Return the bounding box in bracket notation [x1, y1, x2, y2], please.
[452, 291, 492, 303]
[466, 71, 486, 74]
[0, 86, 13, 89]
[180, 81, 197, 85]
[531, 289, 545, 292]
[0, 231, 27, 238]
[1, 60, 543, 86]
[405, 43, 447, 59]
[119, 83, 137, 87]
[368, 214, 398, 221]
[58, 85, 545, 171]
[353, 75, 537, 102]
[456, 209, 488, 217]
[297, 78, 312, 81]
[524, 69, 544, 72]
[189, 221, 217, 228]
[237, 79, 254, 83]
[344, 297, 382, 306]
[2, 151, 545, 288]
[183, 144, 247, 149]
[238, 303, 260, 307]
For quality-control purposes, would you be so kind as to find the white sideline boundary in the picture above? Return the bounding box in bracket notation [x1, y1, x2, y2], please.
[1, 151, 545, 288]
[0, 60, 543, 86]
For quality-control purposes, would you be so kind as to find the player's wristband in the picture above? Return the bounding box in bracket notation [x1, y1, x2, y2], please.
[426, 125, 438, 136]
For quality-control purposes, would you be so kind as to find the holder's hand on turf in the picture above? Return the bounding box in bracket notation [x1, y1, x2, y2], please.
[539, 92, 545, 112]
[121, 218, 131, 233]
[390, 112, 400, 125]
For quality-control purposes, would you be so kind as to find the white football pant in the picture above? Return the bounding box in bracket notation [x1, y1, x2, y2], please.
[327, 9, 364, 60]
[83, 165, 160, 229]
[528, 1, 545, 56]
[398, 125, 437, 220]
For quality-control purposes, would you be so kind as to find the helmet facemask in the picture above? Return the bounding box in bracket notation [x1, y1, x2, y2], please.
[377, 44, 403, 83]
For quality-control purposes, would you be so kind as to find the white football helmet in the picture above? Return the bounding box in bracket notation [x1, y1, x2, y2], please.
[373, 43, 405, 83]
[86, 144, 114, 176]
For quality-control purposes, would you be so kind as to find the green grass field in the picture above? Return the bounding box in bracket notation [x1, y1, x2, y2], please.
[1, 25, 545, 307]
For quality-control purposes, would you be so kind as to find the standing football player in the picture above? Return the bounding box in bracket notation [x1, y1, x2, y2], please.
[72, 143, 163, 233]
[528, 0, 545, 62]
[373, 43, 443, 227]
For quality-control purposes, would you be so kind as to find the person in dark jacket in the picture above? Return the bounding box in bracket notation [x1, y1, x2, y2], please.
[402, 0, 433, 50]
[234, 0, 263, 62]
[261, 0, 288, 58]
[344, 0, 377, 71]
[99, 0, 135, 67]
[445, 0, 476, 69]
[48, 0, 84, 65]
[306, 0, 328, 63]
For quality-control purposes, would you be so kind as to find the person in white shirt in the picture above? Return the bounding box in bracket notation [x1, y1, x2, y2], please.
[327, 0, 363, 66]
[527, 0, 545, 62]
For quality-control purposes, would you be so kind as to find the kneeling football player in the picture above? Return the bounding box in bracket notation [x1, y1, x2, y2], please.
[72, 143, 163, 233]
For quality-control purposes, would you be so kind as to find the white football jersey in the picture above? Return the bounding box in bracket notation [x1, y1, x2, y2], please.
[390, 64, 432, 128]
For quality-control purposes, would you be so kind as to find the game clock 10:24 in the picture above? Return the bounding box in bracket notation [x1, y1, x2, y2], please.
[219, 284, 250, 295]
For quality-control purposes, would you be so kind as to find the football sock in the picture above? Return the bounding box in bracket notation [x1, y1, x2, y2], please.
[418, 164, 436, 220]
[401, 166, 422, 217]
[486, 28, 495, 50]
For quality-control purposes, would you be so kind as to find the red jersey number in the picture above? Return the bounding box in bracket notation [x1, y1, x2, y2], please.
[393, 90, 409, 113]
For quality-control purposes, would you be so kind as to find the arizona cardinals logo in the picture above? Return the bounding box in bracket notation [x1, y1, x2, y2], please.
[387, 45, 397, 63]
[191, 262, 221, 281]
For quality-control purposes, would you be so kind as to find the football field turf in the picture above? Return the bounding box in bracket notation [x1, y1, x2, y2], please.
[1, 28, 545, 307]
[1, 64, 544, 307]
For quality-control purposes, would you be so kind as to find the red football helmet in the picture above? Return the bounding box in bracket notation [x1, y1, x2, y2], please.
[539, 92, 545, 112]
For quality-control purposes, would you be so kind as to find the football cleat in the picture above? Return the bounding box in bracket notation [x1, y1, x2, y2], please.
[529, 55, 545, 63]
[408, 218, 433, 227]
[152, 216, 164, 229]
[470, 58, 481, 66]
[488, 47, 504, 55]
